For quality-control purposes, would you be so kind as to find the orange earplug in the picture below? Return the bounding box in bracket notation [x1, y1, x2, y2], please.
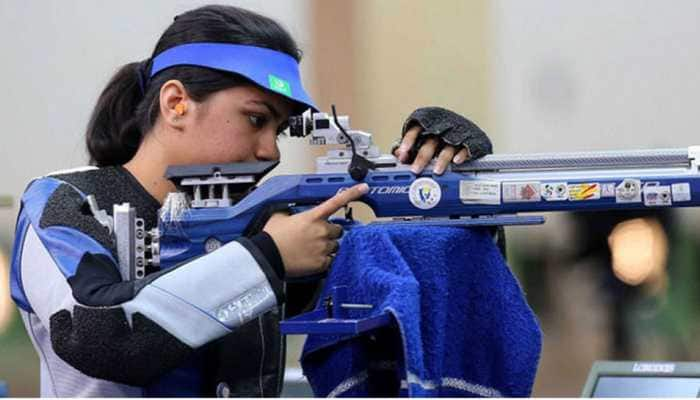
[174, 102, 187, 116]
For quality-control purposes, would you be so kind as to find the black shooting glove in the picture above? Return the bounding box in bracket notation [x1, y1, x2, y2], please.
[394, 107, 493, 173]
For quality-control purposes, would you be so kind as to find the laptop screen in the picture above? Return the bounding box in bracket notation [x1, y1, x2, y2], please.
[582, 361, 700, 398]
[592, 376, 700, 397]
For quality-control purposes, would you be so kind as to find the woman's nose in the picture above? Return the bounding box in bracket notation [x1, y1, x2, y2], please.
[255, 130, 280, 161]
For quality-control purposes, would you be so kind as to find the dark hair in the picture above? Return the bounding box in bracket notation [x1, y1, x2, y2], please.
[86, 5, 302, 166]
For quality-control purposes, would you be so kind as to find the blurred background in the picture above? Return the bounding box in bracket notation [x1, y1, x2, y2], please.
[2, 0, 700, 396]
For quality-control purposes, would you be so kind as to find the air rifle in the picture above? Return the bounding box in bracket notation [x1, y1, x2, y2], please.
[96, 109, 700, 299]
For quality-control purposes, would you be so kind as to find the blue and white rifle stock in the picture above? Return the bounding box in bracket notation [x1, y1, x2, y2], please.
[100, 109, 700, 336]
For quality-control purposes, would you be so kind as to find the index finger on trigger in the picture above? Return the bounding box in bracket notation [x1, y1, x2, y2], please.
[398, 126, 421, 162]
[310, 183, 370, 220]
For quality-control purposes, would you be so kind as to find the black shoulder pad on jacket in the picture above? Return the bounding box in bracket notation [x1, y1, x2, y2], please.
[50, 306, 193, 386]
[40, 184, 117, 257]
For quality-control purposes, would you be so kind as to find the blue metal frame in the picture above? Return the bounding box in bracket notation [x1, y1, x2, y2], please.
[280, 309, 393, 336]
[158, 166, 700, 268]
[280, 286, 393, 336]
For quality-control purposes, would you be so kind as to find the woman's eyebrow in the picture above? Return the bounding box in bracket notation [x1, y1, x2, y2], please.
[246, 99, 281, 120]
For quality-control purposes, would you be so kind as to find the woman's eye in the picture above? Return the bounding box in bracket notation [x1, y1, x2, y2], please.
[276, 123, 289, 136]
[248, 115, 268, 129]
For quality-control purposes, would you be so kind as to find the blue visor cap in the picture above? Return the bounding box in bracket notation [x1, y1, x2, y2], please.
[150, 42, 318, 113]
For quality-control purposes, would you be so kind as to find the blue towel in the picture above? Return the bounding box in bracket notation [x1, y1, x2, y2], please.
[300, 225, 542, 397]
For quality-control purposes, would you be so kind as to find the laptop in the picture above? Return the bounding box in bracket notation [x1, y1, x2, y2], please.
[581, 361, 700, 397]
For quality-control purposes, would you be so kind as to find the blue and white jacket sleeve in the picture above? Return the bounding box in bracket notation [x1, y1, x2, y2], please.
[10, 177, 285, 386]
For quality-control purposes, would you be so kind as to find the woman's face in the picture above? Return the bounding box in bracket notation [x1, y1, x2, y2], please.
[169, 84, 294, 165]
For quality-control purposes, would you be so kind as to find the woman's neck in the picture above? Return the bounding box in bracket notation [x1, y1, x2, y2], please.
[123, 135, 177, 204]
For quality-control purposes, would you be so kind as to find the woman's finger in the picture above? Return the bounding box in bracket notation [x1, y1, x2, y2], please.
[326, 240, 340, 255]
[310, 183, 369, 220]
[453, 146, 471, 164]
[433, 146, 456, 175]
[326, 223, 343, 240]
[396, 126, 422, 162]
[411, 137, 439, 174]
[322, 255, 334, 270]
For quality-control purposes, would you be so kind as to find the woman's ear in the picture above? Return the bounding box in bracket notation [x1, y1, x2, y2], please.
[159, 80, 191, 131]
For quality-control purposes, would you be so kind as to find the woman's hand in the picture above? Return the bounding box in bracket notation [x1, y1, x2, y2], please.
[263, 183, 369, 277]
[393, 107, 493, 175]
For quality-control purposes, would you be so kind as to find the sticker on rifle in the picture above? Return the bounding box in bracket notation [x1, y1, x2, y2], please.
[644, 184, 672, 206]
[672, 183, 691, 202]
[503, 182, 541, 202]
[568, 183, 601, 201]
[409, 177, 442, 209]
[541, 182, 568, 201]
[459, 180, 501, 205]
[615, 179, 642, 203]
[601, 183, 617, 197]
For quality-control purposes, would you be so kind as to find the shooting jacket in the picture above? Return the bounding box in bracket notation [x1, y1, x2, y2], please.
[10, 166, 314, 397]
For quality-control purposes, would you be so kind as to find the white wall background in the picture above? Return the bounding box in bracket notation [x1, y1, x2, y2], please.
[490, 0, 700, 153]
[0, 1, 314, 242]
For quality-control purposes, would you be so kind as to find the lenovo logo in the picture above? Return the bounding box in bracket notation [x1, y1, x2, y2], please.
[632, 363, 675, 374]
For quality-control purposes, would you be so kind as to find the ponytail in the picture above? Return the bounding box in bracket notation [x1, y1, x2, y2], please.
[86, 62, 146, 166]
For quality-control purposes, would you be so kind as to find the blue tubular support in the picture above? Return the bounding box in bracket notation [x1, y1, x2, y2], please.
[280, 286, 393, 336]
[280, 311, 393, 336]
